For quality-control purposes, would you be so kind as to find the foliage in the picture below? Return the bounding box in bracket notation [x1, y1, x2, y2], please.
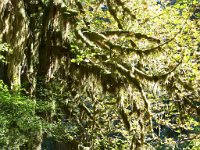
[0, 0, 199, 149]
[0, 42, 12, 63]
[67, 0, 200, 149]
[0, 81, 41, 149]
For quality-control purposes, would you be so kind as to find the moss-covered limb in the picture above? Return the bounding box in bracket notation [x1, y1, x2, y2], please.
[115, 0, 137, 20]
[80, 29, 171, 55]
[81, 30, 110, 50]
[81, 30, 127, 52]
[82, 31, 138, 55]
[103, 61, 151, 113]
[140, 38, 177, 55]
[75, 29, 111, 56]
[83, 60, 121, 83]
[76, 28, 178, 56]
[143, 14, 190, 54]
[134, 61, 181, 82]
[100, 30, 182, 55]
[103, 59, 179, 85]
[80, 30, 158, 55]
[61, 9, 78, 18]
[135, 33, 160, 43]
[74, 59, 128, 94]
[102, 60, 142, 91]
[109, 62, 152, 121]
[103, 61, 137, 85]
[119, 107, 131, 131]
[138, 119, 145, 144]
[101, 30, 135, 36]
[101, 30, 160, 43]
[83, 30, 108, 41]
[75, 29, 101, 50]
[106, 0, 123, 29]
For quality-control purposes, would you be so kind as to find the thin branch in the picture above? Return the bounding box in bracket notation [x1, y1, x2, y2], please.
[115, 0, 137, 20]
[101, 30, 160, 43]
[133, 60, 182, 81]
[106, 0, 123, 29]
[75, 29, 100, 50]
[104, 61, 151, 111]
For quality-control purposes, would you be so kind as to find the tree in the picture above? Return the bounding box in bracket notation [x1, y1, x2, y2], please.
[0, 0, 199, 149]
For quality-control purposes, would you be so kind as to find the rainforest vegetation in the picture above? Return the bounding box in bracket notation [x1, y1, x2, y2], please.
[0, 0, 199, 149]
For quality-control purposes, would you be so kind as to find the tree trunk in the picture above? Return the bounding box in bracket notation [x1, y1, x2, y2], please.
[0, 0, 29, 90]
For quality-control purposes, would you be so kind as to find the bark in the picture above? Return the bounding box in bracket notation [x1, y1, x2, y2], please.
[0, 0, 29, 90]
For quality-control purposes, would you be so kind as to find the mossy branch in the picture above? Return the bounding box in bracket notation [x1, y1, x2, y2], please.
[78, 29, 180, 55]
[106, 0, 123, 29]
[100, 30, 160, 43]
[115, 0, 137, 20]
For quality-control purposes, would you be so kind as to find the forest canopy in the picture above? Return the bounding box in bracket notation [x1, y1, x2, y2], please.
[0, 0, 199, 149]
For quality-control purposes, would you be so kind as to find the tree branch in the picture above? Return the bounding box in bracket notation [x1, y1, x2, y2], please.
[106, 0, 123, 29]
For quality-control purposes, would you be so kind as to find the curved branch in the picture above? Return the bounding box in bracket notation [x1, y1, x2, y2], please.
[75, 0, 90, 28]
[134, 61, 182, 81]
[76, 28, 181, 56]
[75, 29, 100, 50]
[101, 30, 160, 43]
[103, 61, 151, 111]
[82, 29, 176, 55]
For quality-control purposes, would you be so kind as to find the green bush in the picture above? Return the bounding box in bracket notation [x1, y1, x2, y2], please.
[0, 80, 41, 149]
